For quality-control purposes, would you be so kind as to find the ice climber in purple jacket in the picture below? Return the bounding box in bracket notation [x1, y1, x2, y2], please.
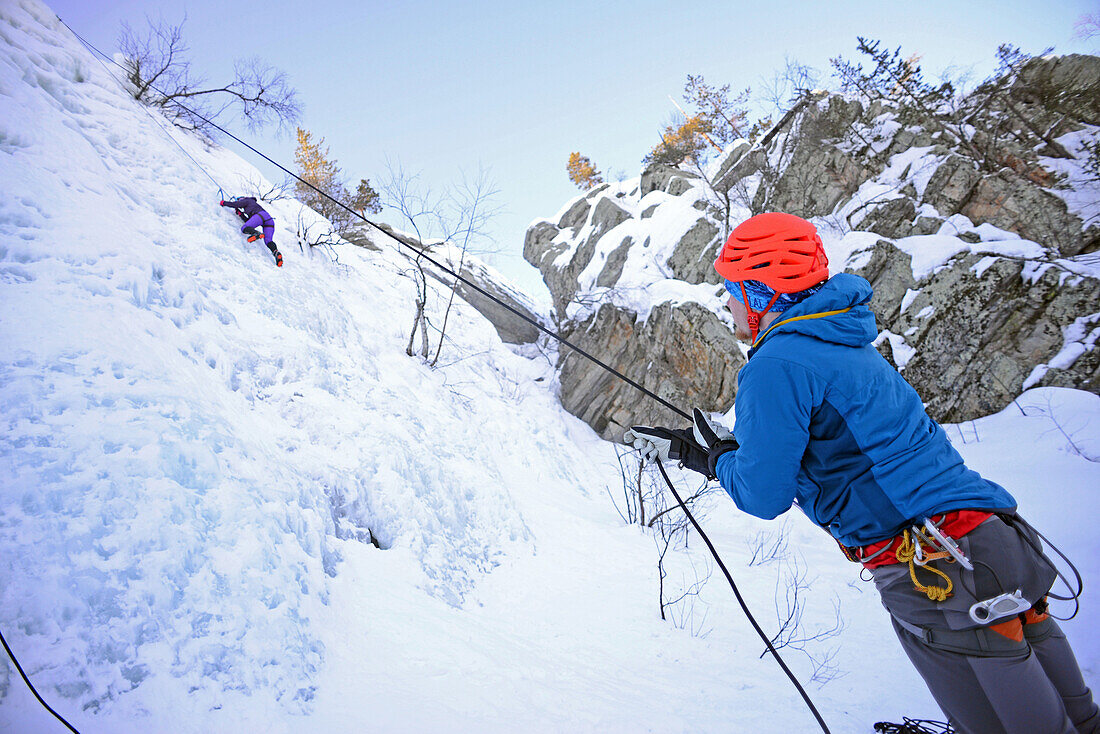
[220, 196, 283, 267]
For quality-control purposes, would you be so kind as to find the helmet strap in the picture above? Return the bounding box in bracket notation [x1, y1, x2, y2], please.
[740, 282, 781, 343]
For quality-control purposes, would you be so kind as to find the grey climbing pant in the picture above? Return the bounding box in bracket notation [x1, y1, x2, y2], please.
[870, 514, 1099, 734]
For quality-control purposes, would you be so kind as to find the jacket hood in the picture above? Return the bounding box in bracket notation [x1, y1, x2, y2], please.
[750, 273, 877, 355]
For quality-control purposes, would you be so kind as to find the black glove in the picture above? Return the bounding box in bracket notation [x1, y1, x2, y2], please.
[624, 425, 712, 479]
[691, 408, 738, 478]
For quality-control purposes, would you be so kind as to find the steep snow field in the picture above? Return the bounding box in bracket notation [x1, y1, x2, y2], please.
[1, 2, 1097, 732]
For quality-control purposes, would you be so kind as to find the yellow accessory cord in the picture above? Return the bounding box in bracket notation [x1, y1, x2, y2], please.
[895, 530, 954, 602]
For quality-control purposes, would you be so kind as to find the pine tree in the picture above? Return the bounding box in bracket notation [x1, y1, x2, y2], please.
[683, 74, 750, 147]
[352, 178, 382, 215]
[294, 127, 344, 218]
[643, 114, 713, 167]
[566, 152, 604, 190]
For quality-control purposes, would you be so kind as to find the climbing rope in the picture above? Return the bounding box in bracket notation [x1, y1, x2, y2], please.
[1004, 513, 1084, 620]
[656, 462, 832, 733]
[52, 18, 833, 734]
[0, 626, 81, 733]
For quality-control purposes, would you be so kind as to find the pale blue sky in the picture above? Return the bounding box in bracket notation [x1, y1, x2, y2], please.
[51, 0, 1097, 298]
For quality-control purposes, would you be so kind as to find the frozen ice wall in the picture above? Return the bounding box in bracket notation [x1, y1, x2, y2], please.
[0, 0, 577, 716]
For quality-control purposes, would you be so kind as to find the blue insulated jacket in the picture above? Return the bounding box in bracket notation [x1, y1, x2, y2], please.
[713, 273, 1016, 547]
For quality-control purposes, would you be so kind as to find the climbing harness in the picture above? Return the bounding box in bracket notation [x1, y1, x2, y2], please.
[851, 510, 1084, 663]
[892, 514, 981, 602]
[51, 18, 835, 734]
[838, 512, 988, 602]
[891, 610, 1037, 658]
[840, 512, 985, 569]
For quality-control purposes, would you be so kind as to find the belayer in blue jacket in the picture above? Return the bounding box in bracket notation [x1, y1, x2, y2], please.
[220, 196, 283, 267]
[626, 212, 1096, 734]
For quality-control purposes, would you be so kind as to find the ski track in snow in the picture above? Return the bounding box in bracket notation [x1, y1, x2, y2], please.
[1, 1, 1098, 732]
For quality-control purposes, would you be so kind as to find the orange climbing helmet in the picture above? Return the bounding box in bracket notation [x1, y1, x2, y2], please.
[713, 212, 829, 293]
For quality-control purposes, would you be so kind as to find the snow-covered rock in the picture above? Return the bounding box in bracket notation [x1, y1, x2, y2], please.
[525, 60, 1100, 435]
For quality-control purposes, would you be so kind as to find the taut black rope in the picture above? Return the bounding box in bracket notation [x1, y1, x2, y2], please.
[656, 462, 831, 732]
[0, 625, 81, 733]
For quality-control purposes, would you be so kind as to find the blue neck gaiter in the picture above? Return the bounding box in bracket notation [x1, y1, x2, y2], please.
[724, 279, 823, 313]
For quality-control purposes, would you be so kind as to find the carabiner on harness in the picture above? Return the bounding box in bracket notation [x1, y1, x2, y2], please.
[921, 517, 974, 570]
[969, 589, 1032, 624]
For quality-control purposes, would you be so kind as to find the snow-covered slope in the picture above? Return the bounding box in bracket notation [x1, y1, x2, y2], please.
[1, 2, 1098, 732]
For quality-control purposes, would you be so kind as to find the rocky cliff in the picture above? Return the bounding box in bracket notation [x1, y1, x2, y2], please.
[525, 54, 1100, 438]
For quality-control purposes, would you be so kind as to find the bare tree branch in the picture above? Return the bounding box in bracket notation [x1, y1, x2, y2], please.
[431, 166, 502, 366]
[119, 16, 300, 136]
